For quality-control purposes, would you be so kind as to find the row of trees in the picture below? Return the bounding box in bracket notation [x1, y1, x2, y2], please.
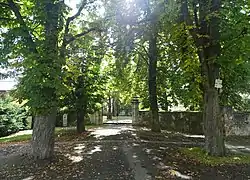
[0, 0, 249, 159]
[104, 0, 250, 156]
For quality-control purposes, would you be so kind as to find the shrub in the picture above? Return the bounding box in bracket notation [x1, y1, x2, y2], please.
[0, 95, 28, 137]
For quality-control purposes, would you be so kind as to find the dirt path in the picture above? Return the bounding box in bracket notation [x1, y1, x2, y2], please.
[1, 125, 250, 179]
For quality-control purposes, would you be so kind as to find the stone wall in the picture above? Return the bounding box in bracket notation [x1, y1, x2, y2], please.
[89, 110, 103, 125]
[225, 111, 250, 136]
[138, 109, 250, 136]
[138, 111, 203, 134]
[56, 111, 103, 127]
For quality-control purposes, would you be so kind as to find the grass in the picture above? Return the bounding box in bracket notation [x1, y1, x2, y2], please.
[0, 124, 103, 143]
[0, 134, 32, 143]
[181, 147, 250, 166]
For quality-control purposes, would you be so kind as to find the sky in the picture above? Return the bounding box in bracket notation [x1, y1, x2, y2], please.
[65, 0, 80, 13]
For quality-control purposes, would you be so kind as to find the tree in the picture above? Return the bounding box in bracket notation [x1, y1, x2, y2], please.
[102, 0, 165, 131]
[176, 0, 225, 156]
[0, 0, 102, 159]
[62, 35, 106, 133]
[147, 12, 161, 132]
[176, 0, 250, 156]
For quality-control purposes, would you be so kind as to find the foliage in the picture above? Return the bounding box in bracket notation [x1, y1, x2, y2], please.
[0, 0, 105, 115]
[219, 0, 250, 110]
[0, 95, 28, 137]
[61, 33, 107, 115]
[0, 0, 66, 114]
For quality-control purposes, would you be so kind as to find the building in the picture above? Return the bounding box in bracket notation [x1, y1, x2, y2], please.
[0, 79, 16, 97]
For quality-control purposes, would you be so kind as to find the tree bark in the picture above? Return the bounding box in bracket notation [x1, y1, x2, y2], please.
[31, 1, 60, 160]
[32, 111, 56, 160]
[179, 0, 225, 155]
[199, 0, 225, 156]
[203, 86, 225, 155]
[77, 109, 85, 133]
[107, 96, 112, 120]
[203, 0, 225, 156]
[112, 98, 116, 117]
[148, 18, 161, 132]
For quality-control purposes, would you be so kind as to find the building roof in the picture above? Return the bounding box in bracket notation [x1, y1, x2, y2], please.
[0, 79, 16, 91]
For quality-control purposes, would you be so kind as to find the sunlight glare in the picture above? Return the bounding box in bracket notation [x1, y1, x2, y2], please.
[65, 153, 83, 163]
[86, 145, 102, 154]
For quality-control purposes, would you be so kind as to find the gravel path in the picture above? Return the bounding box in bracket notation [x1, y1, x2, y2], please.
[1, 125, 250, 180]
[0, 125, 178, 180]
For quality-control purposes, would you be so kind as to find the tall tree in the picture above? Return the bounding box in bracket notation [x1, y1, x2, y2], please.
[179, 0, 225, 155]
[0, 0, 101, 159]
[148, 13, 160, 132]
[103, 0, 164, 131]
[62, 35, 106, 133]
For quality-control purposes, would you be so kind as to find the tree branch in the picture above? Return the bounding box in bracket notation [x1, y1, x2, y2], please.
[61, 0, 95, 55]
[135, 42, 150, 59]
[0, 2, 9, 7]
[0, 17, 17, 21]
[136, 50, 149, 66]
[66, 27, 97, 44]
[7, 0, 38, 53]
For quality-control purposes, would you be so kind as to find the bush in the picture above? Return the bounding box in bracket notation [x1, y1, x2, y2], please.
[0, 96, 28, 137]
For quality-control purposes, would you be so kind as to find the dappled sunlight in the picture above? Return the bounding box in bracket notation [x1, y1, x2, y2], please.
[132, 143, 140, 147]
[143, 148, 153, 154]
[226, 144, 250, 153]
[159, 146, 168, 150]
[153, 156, 162, 161]
[65, 153, 83, 163]
[157, 162, 171, 170]
[22, 176, 34, 180]
[163, 130, 204, 139]
[74, 144, 85, 154]
[132, 154, 138, 159]
[86, 145, 102, 155]
[131, 132, 137, 137]
[183, 134, 204, 138]
[74, 144, 85, 150]
[168, 169, 192, 179]
[90, 126, 134, 139]
[63, 144, 86, 163]
[90, 128, 122, 138]
[157, 162, 192, 179]
[139, 127, 151, 131]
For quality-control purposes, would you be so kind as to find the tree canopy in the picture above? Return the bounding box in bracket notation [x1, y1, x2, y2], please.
[1, 0, 250, 158]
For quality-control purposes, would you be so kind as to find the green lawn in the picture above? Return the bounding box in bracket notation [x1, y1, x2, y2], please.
[0, 125, 102, 143]
[0, 134, 32, 143]
[181, 147, 250, 165]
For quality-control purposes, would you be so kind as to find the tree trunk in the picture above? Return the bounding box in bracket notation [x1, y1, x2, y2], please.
[112, 98, 116, 117]
[32, 111, 56, 160]
[202, 61, 225, 156]
[179, 0, 225, 156]
[31, 1, 60, 160]
[148, 17, 161, 132]
[77, 109, 85, 133]
[202, 0, 225, 156]
[107, 96, 112, 120]
[203, 86, 225, 156]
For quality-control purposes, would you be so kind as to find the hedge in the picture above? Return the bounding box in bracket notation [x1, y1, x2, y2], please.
[0, 96, 28, 137]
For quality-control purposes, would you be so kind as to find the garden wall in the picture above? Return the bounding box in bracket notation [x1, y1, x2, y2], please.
[138, 108, 250, 136]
